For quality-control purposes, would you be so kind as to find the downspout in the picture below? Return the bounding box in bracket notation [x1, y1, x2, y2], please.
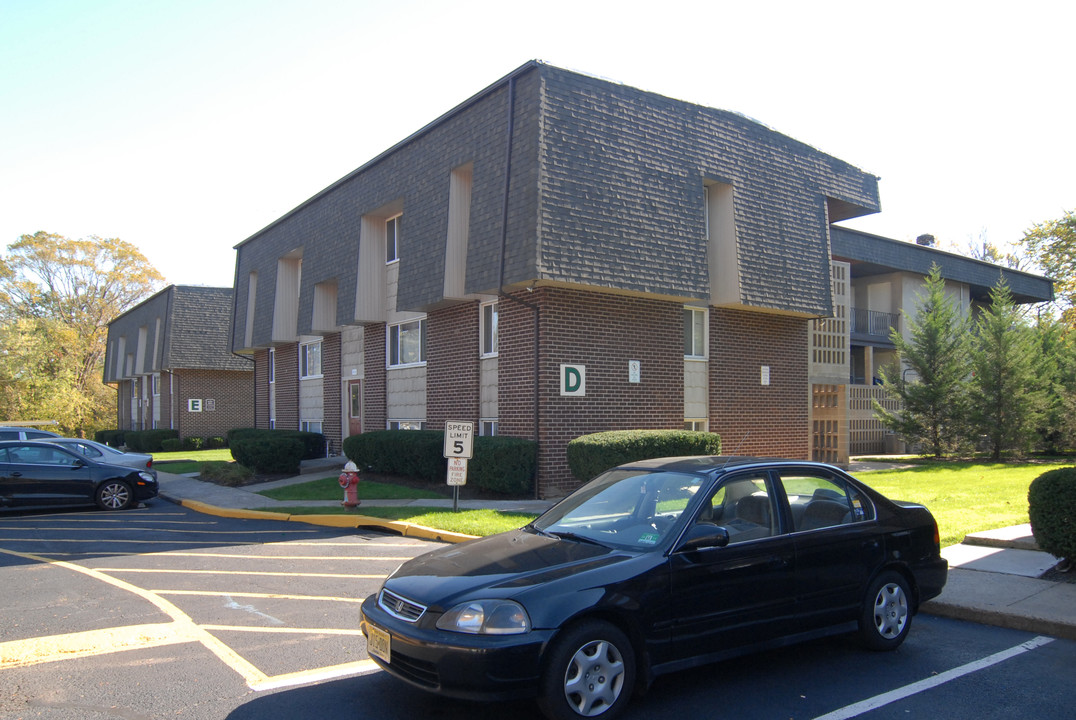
[495, 74, 542, 500]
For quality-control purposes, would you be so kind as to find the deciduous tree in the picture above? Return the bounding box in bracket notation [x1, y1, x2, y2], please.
[0, 232, 163, 435]
[1020, 209, 1076, 325]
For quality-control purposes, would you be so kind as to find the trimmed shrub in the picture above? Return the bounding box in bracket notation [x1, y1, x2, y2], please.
[161, 438, 183, 452]
[207, 436, 227, 449]
[182, 436, 206, 451]
[230, 435, 304, 475]
[470, 436, 536, 496]
[125, 429, 179, 452]
[567, 430, 723, 482]
[342, 431, 537, 495]
[1028, 467, 1076, 562]
[199, 461, 255, 487]
[226, 428, 325, 460]
[95, 430, 125, 448]
[343, 430, 446, 482]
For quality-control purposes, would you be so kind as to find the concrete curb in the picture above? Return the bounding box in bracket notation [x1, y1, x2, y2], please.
[167, 495, 478, 544]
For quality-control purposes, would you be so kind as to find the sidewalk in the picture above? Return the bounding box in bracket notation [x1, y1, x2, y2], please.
[155, 463, 1076, 641]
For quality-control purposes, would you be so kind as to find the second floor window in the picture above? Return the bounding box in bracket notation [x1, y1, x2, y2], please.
[389, 318, 427, 367]
[268, 348, 275, 384]
[386, 214, 401, 263]
[301, 340, 322, 378]
[684, 307, 707, 358]
[481, 302, 498, 356]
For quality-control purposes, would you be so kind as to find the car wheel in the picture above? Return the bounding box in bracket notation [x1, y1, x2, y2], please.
[859, 571, 912, 651]
[537, 620, 636, 720]
[95, 480, 134, 511]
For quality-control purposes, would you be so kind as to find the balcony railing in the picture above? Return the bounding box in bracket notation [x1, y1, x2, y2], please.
[850, 307, 899, 339]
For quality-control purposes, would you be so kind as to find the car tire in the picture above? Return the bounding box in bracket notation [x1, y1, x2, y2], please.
[95, 480, 134, 511]
[858, 570, 912, 651]
[537, 619, 636, 720]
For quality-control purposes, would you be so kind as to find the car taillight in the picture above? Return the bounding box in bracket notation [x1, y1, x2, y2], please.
[933, 519, 941, 548]
[146, 459, 153, 469]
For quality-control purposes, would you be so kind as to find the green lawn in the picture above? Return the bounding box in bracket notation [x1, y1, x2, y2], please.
[153, 448, 233, 475]
[856, 461, 1072, 547]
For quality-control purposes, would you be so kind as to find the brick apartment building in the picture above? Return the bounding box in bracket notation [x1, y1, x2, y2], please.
[227, 61, 1050, 497]
[105, 285, 254, 440]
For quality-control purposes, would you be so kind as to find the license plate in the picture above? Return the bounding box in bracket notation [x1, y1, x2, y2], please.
[366, 622, 391, 664]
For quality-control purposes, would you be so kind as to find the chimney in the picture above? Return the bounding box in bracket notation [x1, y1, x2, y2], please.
[915, 234, 936, 247]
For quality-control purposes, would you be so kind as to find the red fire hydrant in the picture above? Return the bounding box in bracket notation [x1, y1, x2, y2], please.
[339, 461, 361, 509]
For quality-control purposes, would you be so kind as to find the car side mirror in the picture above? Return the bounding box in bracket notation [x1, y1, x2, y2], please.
[677, 523, 730, 552]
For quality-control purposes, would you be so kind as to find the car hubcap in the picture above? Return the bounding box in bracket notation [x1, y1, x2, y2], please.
[873, 582, 908, 638]
[563, 639, 625, 717]
[101, 484, 129, 509]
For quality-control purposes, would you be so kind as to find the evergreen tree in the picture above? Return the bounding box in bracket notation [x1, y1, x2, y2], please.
[967, 278, 1041, 459]
[875, 264, 968, 458]
[1030, 315, 1076, 454]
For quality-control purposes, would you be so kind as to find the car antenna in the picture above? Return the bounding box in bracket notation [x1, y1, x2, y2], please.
[721, 432, 750, 469]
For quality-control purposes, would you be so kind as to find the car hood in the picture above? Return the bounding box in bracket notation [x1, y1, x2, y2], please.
[384, 529, 635, 607]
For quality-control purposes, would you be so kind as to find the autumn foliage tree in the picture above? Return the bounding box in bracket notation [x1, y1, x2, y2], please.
[1020, 209, 1076, 326]
[0, 232, 164, 436]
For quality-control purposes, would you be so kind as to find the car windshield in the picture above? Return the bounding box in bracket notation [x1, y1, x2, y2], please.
[532, 468, 709, 550]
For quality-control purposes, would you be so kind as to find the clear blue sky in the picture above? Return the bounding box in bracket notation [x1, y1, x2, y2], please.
[2, 0, 1072, 287]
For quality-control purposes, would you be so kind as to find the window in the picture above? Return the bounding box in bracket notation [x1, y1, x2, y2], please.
[350, 385, 362, 419]
[386, 214, 401, 263]
[684, 307, 707, 358]
[779, 470, 875, 531]
[684, 420, 707, 432]
[480, 420, 498, 436]
[481, 302, 499, 356]
[268, 348, 275, 384]
[388, 318, 427, 367]
[269, 418, 276, 429]
[301, 340, 322, 378]
[151, 374, 160, 396]
[388, 420, 425, 430]
[697, 473, 776, 544]
[301, 420, 323, 434]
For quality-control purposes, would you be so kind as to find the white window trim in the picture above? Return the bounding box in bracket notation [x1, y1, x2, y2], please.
[387, 317, 427, 369]
[301, 420, 323, 434]
[268, 348, 275, 384]
[480, 301, 499, 358]
[300, 340, 323, 379]
[684, 306, 709, 360]
[480, 419, 498, 436]
[388, 420, 425, 430]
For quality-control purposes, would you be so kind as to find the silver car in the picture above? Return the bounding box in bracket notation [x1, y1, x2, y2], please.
[47, 439, 156, 478]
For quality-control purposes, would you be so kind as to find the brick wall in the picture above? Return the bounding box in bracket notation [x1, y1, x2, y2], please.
[501, 287, 684, 498]
[363, 324, 387, 431]
[426, 302, 480, 429]
[173, 369, 254, 439]
[709, 308, 810, 459]
[275, 344, 299, 430]
[322, 332, 342, 453]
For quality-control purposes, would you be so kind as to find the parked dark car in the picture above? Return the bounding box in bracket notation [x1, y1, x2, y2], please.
[0, 440, 158, 511]
[360, 457, 947, 720]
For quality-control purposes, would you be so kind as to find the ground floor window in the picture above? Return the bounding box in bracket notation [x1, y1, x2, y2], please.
[301, 420, 323, 433]
[684, 419, 708, 431]
[480, 420, 498, 436]
[388, 420, 425, 430]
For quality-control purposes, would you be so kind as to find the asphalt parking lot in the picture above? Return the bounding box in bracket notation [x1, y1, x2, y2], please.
[1, 505, 1073, 720]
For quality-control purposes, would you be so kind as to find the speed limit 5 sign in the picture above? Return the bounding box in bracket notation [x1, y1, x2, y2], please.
[443, 421, 474, 459]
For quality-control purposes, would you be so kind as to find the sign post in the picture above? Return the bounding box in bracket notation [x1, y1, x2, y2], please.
[443, 421, 474, 511]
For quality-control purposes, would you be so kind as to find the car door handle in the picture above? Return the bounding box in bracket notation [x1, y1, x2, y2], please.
[10, 472, 20, 477]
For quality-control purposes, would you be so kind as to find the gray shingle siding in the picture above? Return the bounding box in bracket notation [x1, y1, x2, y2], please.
[105, 286, 250, 382]
[535, 66, 879, 314]
[232, 61, 882, 351]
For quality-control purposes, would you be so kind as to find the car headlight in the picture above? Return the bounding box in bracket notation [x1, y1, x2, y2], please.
[435, 599, 531, 635]
[138, 472, 156, 483]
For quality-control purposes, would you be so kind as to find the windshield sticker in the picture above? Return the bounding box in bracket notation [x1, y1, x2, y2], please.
[638, 532, 660, 545]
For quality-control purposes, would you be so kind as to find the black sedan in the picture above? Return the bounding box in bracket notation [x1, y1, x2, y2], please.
[360, 457, 947, 720]
[0, 440, 159, 511]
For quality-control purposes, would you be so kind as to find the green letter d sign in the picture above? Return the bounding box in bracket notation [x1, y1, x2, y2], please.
[561, 364, 585, 396]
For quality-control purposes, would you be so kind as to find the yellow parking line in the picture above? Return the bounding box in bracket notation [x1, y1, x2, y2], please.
[1, 623, 193, 669]
[0, 526, 317, 535]
[250, 660, 380, 692]
[154, 590, 365, 603]
[0, 548, 268, 686]
[44, 551, 411, 561]
[202, 625, 365, 636]
[0, 538, 258, 546]
[97, 568, 383, 579]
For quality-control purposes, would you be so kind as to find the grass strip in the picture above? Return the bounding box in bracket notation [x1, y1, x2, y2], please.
[260, 506, 538, 537]
[256, 476, 445, 501]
